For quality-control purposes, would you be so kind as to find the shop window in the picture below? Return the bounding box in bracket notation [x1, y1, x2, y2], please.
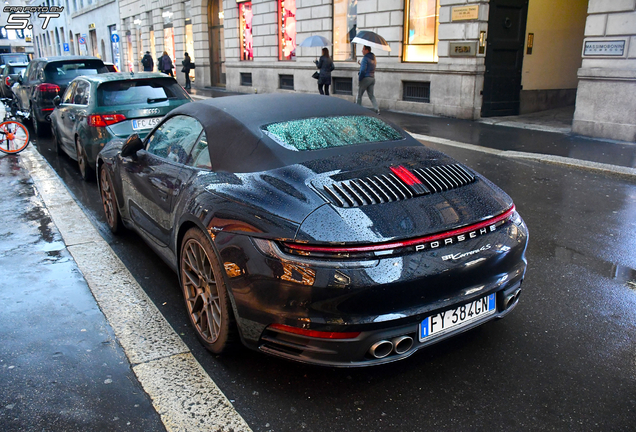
[278, 0, 296, 61]
[239, 1, 253, 61]
[240, 73, 252, 86]
[403, 81, 431, 103]
[333, 0, 357, 62]
[403, 0, 439, 62]
[279, 74, 294, 90]
[332, 77, 353, 95]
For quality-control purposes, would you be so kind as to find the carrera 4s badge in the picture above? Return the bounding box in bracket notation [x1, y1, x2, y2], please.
[442, 244, 492, 261]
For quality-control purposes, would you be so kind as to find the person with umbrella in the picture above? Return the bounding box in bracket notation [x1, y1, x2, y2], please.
[351, 31, 389, 115]
[314, 47, 335, 96]
[356, 45, 379, 114]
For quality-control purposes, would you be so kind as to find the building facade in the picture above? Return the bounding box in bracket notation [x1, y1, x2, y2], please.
[573, 0, 636, 142]
[29, 0, 636, 142]
[31, 0, 120, 69]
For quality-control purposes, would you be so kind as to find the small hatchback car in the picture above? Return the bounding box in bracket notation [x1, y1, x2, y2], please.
[97, 94, 529, 367]
[51, 72, 192, 180]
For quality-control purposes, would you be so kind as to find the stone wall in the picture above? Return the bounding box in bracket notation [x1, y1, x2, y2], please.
[572, 0, 636, 142]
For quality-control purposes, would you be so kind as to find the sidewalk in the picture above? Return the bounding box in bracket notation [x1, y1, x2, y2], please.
[0, 152, 165, 431]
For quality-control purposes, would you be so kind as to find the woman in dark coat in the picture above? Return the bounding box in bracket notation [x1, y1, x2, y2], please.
[314, 47, 335, 96]
[161, 51, 174, 77]
[182, 52, 193, 89]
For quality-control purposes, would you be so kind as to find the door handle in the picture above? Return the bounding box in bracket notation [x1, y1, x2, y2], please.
[150, 178, 171, 196]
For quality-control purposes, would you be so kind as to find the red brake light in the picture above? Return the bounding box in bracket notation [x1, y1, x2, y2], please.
[268, 323, 360, 339]
[5, 76, 10, 87]
[88, 114, 126, 127]
[36, 83, 60, 94]
[282, 205, 516, 254]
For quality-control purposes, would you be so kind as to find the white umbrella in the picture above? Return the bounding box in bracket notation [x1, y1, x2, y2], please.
[351, 30, 391, 52]
[298, 35, 331, 47]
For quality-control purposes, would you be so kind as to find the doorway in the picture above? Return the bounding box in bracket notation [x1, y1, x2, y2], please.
[481, 0, 529, 117]
[89, 29, 98, 57]
[208, 0, 226, 86]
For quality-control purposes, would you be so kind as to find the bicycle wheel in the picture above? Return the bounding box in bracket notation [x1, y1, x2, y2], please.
[0, 120, 29, 154]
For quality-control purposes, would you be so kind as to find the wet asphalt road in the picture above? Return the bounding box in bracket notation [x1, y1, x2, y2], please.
[29, 127, 636, 431]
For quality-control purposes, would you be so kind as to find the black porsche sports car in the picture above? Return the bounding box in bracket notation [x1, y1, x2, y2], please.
[97, 94, 528, 367]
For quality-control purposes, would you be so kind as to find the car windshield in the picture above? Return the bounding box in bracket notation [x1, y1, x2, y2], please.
[96, 78, 189, 106]
[262, 116, 404, 151]
[44, 61, 107, 85]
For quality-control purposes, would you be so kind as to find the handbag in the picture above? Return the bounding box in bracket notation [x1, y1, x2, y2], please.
[312, 71, 319, 79]
[190, 63, 196, 69]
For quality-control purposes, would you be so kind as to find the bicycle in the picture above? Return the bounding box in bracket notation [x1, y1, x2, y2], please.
[0, 97, 30, 155]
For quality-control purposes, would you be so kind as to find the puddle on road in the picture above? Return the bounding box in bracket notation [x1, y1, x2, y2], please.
[554, 245, 636, 290]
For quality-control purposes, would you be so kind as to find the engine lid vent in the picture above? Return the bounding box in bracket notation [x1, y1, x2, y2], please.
[320, 164, 475, 208]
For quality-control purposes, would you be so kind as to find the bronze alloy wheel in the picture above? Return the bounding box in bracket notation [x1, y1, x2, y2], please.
[180, 228, 234, 353]
[99, 167, 120, 233]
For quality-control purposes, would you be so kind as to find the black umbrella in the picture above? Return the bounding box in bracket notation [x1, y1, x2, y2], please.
[351, 30, 391, 52]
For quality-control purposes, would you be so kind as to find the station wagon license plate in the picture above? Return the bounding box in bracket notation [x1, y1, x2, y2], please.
[419, 293, 496, 342]
[132, 117, 162, 130]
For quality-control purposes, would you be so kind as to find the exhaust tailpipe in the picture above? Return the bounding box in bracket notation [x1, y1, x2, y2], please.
[392, 336, 413, 355]
[368, 340, 393, 359]
[504, 288, 521, 310]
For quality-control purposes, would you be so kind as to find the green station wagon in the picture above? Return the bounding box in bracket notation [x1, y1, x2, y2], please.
[51, 72, 192, 180]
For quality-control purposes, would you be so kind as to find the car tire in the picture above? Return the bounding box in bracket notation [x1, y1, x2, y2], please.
[180, 228, 237, 354]
[52, 126, 63, 156]
[30, 105, 49, 137]
[76, 137, 94, 181]
[99, 166, 122, 234]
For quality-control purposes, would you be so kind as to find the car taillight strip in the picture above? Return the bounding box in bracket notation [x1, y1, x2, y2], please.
[283, 205, 515, 254]
[269, 323, 360, 339]
[322, 164, 475, 208]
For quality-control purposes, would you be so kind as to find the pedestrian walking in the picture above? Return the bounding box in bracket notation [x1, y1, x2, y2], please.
[160, 51, 174, 77]
[314, 48, 335, 96]
[356, 45, 379, 114]
[141, 51, 154, 72]
[182, 52, 193, 89]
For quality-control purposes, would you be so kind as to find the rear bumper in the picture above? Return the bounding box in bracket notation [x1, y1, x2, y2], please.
[255, 281, 523, 367]
[216, 217, 529, 366]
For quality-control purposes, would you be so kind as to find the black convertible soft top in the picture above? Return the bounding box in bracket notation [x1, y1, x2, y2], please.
[165, 94, 422, 173]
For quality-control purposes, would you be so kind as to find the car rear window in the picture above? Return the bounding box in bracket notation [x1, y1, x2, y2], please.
[1, 55, 29, 65]
[96, 78, 189, 107]
[9, 66, 26, 75]
[44, 61, 107, 85]
[262, 116, 404, 151]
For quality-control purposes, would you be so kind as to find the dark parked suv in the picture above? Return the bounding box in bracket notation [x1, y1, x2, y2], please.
[13, 56, 108, 135]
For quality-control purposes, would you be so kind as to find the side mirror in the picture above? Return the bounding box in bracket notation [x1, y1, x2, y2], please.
[121, 133, 144, 158]
[17, 75, 22, 83]
[53, 95, 61, 106]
